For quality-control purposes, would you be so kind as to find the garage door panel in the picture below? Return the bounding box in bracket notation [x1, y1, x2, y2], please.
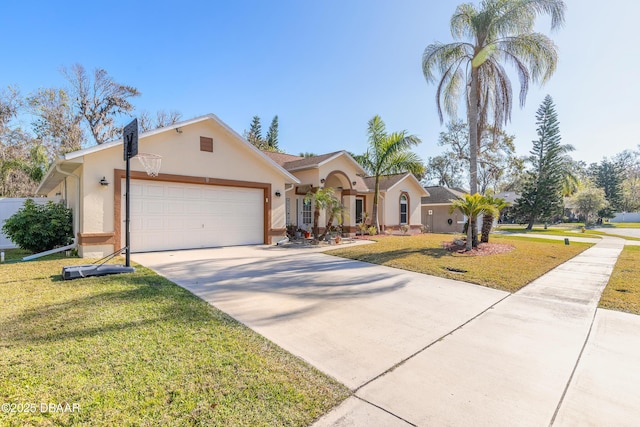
[123, 179, 264, 252]
[144, 183, 165, 198]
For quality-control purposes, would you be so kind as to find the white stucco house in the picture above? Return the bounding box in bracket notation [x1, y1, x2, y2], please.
[36, 114, 427, 257]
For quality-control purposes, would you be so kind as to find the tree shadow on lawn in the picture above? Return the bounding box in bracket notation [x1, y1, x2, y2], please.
[0, 276, 234, 346]
[338, 247, 454, 265]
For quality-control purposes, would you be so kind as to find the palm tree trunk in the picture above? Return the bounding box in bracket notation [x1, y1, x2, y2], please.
[319, 215, 334, 241]
[312, 206, 320, 239]
[471, 216, 479, 247]
[465, 66, 481, 250]
[372, 178, 380, 234]
[481, 213, 493, 243]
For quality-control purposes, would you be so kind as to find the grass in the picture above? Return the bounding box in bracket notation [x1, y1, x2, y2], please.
[601, 222, 640, 229]
[496, 224, 592, 237]
[328, 234, 592, 293]
[583, 230, 640, 241]
[0, 257, 348, 426]
[2, 248, 36, 261]
[497, 226, 581, 238]
[497, 224, 640, 241]
[599, 245, 640, 315]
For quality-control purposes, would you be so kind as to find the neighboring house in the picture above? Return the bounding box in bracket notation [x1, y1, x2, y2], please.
[421, 186, 467, 233]
[37, 114, 300, 257]
[36, 114, 428, 258]
[263, 151, 428, 234]
[494, 191, 520, 223]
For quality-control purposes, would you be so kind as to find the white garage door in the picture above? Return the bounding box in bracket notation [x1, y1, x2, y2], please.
[124, 179, 264, 252]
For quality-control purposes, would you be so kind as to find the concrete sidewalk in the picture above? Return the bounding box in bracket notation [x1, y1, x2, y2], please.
[316, 236, 634, 426]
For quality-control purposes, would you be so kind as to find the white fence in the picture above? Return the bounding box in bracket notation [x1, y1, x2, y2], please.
[0, 198, 49, 249]
[610, 212, 640, 223]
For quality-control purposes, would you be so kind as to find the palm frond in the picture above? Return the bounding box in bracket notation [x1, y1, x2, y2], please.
[451, 3, 478, 39]
[498, 33, 558, 84]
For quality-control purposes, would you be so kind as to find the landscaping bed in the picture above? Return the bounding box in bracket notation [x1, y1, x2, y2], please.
[0, 255, 349, 426]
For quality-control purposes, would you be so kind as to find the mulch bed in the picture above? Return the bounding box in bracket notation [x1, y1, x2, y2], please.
[443, 241, 515, 256]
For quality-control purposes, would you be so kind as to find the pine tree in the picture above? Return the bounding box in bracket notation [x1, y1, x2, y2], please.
[246, 116, 263, 148]
[593, 159, 624, 218]
[514, 95, 574, 229]
[265, 115, 279, 151]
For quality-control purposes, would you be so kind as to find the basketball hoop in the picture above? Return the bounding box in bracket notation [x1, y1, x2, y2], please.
[135, 153, 162, 177]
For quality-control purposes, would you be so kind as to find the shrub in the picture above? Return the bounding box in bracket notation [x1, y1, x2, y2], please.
[2, 199, 73, 253]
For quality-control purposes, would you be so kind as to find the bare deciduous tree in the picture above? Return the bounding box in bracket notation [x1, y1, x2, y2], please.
[138, 110, 183, 132]
[63, 64, 140, 144]
[28, 88, 84, 156]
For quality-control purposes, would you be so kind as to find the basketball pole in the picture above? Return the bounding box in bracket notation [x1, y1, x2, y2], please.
[125, 149, 131, 267]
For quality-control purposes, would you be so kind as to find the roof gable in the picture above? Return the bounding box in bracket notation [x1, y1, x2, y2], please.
[363, 173, 428, 196]
[37, 114, 300, 194]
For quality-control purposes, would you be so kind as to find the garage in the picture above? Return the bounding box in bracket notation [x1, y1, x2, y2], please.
[124, 179, 265, 252]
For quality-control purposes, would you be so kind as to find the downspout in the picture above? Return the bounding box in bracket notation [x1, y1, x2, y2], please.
[56, 164, 80, 244]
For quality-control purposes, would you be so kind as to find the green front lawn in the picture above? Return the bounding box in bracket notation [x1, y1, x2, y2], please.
[0, 257, 348, 426]
[497, 225, 588, 238]
[328, 234, 592, 293]
[599, 245, 640, 315]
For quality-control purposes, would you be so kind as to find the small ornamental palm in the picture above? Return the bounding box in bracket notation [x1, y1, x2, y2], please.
[480, 195, 510, 243]
[449, 193, 497, 250]
[305, 187, 342, 241]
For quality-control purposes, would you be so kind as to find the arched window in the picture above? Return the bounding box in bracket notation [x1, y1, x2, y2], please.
[400, 194, 408, 224]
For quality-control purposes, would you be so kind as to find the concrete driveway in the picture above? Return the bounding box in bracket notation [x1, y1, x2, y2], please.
[133, 238, 640, 426]
[133, 243, 507, 390]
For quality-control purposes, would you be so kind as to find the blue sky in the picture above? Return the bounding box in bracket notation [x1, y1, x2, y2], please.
[1, 0, 638, 165]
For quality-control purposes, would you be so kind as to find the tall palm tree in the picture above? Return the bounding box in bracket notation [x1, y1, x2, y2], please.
[480, 194, 509, 243]
[449, 193, 497, 250]
[357, 115, 424, 233]
[423, 0, 565, 245]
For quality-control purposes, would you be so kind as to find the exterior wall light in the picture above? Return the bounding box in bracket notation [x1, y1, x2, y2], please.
[99, 177, 109, 186]
[275, 191, 281, 197]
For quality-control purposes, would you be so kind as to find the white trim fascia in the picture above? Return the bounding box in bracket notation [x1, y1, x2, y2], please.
[420, 202, 455, 206]
[317, 151, 369, 176]
[35, 159, 62, 194]
[286, 151, 368, 177]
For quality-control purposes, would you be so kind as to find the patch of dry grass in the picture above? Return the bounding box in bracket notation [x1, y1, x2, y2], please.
[329, 234, 592, 293]
[599, 245, 640, 315]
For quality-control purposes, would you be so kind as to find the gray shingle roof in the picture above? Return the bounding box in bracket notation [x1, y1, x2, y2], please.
[421, 186, 467, 204]
[262, 150, 345, 171]
[261, 151, 304, 167]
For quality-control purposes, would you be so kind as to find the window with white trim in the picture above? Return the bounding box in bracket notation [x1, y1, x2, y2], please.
[400, 194, 408, 224]
[303, 199, 312, 225]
